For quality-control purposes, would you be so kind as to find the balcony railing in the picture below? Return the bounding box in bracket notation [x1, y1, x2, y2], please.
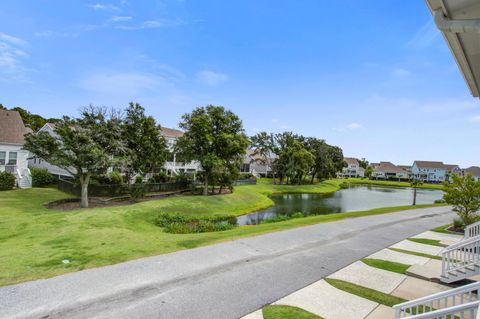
[0, 165, 17, 174]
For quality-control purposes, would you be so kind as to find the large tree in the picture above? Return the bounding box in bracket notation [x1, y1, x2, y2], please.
[121, 103, 167, 181]
[24, 106, 123, 208]
[176, 105, 249, 195]
[250, 131, 276, 178]
[444, 174, 480, 226]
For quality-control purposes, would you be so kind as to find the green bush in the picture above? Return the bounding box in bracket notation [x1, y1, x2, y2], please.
[0, 172, 16, 190]
[339, 181, 350, 189]
[434, 199, 446, 204]
[155, 213, 237, 234]
[453, 217, 465, 231]
[130, 177, 145, 201]
[31, 167, 55, 187]
[260, 212, 306, 224]
[148, 172, 170, 183]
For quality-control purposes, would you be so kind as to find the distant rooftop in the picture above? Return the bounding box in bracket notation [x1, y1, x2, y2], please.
[160, 127, 184, 138]
[0, 110, 32, 145]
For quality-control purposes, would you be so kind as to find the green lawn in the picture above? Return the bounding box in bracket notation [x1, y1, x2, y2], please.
[325, 278, 406, 307]
[344, 178, 444, 190]
[407, 238, 442, 246]
[0, 180, 443, 286]
[362, 258, 410, 274]
[389, 248, 442, 260]
[263, 305, 323, 319]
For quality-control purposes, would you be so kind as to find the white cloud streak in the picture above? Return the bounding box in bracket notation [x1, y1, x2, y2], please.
[196, 70, 228, 86]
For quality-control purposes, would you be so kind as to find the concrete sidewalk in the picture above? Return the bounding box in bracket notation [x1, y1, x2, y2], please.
[241, 225, 463, 319]
[0, 206, 454, 319]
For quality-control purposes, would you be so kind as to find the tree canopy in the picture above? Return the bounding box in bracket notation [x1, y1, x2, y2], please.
[444, 174, 480, 226]
[176, 105, 249, 195]
[121, 102, 167, 180]
[24, 106, 123, 207]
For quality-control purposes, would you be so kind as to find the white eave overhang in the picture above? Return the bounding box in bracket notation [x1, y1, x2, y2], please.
[426, 0, 480, 97]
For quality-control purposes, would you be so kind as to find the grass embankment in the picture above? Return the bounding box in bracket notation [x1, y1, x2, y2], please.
[263, 305, 323, 319]
[0, 180, 443, 286]
[344, 178, 444, 190]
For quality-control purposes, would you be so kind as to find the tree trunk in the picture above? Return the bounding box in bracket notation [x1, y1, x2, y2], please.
[310, 171, 316, 184]
[413, 187, 417, 206]
[79, 173, 91, 208]
[203, 177, 209, 196]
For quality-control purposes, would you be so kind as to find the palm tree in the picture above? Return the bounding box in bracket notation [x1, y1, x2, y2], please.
[411, 177, 423, 205]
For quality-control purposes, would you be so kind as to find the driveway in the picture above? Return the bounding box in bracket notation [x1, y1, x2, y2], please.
[0, 206, 454, 319]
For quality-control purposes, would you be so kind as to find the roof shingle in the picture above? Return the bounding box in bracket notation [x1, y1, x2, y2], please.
[0, 110, 30, 145]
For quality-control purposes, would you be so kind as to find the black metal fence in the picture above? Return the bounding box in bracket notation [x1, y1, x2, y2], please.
[58, 178, 190, 197]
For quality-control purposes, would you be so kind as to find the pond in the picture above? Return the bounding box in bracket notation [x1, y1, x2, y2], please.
[236, 186, 444, 225]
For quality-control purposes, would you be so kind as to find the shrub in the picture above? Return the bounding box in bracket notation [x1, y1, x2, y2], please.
[434, 199, 446, 204]
[155, 213, 237, 234]
[452, 217, 465, 231]
[0, 172, 16, 190]
[130, 177, 145, 201]
[109, 171, 123, 185]
[260, 212, 306, 224]
[148, 172, 170, 183]
[339, 181, 350, 189]
[31, 167, 55, 187]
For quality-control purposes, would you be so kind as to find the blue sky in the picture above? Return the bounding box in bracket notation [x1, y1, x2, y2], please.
[1, 0, 479, 167]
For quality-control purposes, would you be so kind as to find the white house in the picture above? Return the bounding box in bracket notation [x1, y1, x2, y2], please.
[240, 149, 274, 177]
[0, 110, 32, 188]
[160, 127, 200, 175]
[412, 161, 448, 183]
[372, 161, 409, 180]
[29, 123, 73, 178]
[340, 157, 365, 178]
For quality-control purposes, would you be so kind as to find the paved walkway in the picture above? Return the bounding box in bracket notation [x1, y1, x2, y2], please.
[241, 225, 463, 319]
[0, 206, 454, 319]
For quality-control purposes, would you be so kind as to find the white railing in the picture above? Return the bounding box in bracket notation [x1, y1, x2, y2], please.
[466, 221, 480, 239]
[394, 281, 480, 318]
[0, 165, 17, 173]
[442, 236, 480, 278]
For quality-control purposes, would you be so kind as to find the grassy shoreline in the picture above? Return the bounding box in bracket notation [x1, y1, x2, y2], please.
[0, 179, 445, 286]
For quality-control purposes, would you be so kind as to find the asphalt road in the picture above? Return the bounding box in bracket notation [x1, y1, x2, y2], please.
[0, 206, 454, 319]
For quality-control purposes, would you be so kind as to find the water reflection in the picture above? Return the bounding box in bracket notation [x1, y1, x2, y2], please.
[236, 186, 443, 225]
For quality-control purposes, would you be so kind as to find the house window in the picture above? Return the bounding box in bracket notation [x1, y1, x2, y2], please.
[0, 151, 5, 165]
[7, 152, 17, 165]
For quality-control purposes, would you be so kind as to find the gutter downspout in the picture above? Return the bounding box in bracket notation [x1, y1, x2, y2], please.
[434, 9, 480, 34]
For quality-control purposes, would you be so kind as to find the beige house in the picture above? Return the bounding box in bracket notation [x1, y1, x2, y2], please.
[465, 166, 480, 181]
[372, 161, 409, 180]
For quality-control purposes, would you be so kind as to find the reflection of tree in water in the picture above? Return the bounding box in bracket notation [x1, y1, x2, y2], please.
[237, 187, 443, 225]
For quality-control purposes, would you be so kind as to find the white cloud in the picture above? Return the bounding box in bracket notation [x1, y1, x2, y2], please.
[347, 123, 363, 130]
[196, 70, 228, 86]
[109, 16, 132, 22]
[115, 19, 184, 30]
[80, 72, 166, 96]
[0, 32, 27, 46]
[392, 67, 411, 78]
[87, 3, 119, 11]
[0, 33, 30, 81]
[470, 115, 480, 123]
